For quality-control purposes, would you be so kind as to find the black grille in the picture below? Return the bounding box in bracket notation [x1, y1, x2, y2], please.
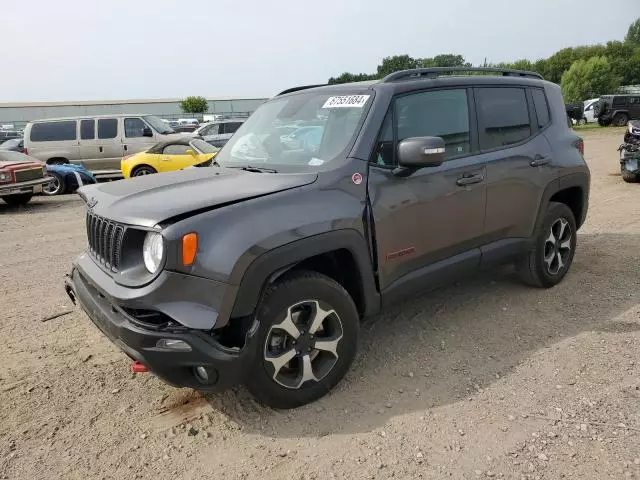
[86, 212, 126, 272]
[15, 167, 44, 183]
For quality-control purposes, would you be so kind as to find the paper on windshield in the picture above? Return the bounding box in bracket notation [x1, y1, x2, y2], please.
[322, 95, 370, 109]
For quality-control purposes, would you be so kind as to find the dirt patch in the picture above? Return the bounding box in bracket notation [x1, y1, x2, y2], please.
[1, 130, 639, 479]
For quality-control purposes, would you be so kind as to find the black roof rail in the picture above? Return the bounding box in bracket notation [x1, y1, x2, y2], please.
[276, 84, 327, 96]
[382, 67, 543, 82]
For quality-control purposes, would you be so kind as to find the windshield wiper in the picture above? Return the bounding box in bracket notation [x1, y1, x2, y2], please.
[232, 165, 278, 173]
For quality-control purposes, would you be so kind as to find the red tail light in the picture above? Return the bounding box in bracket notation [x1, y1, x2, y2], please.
[574, 138, 584, 157]
[22, 147, 28, 155]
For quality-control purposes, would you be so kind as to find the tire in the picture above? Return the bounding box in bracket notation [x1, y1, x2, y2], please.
[244, 271, 359, 409]
[42, 172, 66, 196]
[577, 118, 586, 126]
[621, 164, 640, 183]
[131, 165, 157, 177]
[613, 113, 629, 127]
[2, 193, 33, 206]
[47, 158, 68, 166]
[516, 202, 577, 288]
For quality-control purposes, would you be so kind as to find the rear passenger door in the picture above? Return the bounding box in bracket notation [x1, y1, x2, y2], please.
[477, 86, 555, 251]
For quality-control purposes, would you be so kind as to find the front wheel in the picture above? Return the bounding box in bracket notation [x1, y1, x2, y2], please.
[2, 193, 33, 206]
[244, 271, 359, 409]
[42, 172, 66, 196]
[516, 202, 577, 288]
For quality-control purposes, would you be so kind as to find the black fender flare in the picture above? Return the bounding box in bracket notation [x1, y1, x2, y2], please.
[533, 172, 590, 234]
[229, 229, 381, 320]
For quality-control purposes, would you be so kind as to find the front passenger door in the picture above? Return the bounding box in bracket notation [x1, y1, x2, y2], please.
[368, 88, 487, 298]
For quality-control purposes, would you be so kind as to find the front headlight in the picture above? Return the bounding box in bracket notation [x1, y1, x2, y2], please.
[0, 171, 11, 183]
[142, 232, 164, 274]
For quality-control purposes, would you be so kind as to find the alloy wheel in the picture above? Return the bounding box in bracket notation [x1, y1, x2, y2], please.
[133, 168, 153, 176]
[543, 218, 572, 275]
[43, 176, 61, 195]
[264, 300, 343, 389]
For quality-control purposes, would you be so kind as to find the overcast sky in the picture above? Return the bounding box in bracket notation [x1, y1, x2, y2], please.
[2, 0, 637, 102]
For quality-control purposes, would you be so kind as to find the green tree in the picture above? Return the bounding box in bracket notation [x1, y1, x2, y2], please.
[604, 41, 640, 85]
[625, 18, 640, 45]
[421, 54, 469, 68]
[376, 55, 420, 77]
[560, 56, 620, 103]
[180, 96, 209, 114]
[328, 72, 375, 84]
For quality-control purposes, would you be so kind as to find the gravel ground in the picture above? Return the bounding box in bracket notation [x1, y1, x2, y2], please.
[1, 129, 639, 480]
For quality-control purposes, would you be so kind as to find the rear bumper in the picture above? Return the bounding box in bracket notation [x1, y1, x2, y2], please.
[0, 177, 51, 195]
[64, 261, 253, 392]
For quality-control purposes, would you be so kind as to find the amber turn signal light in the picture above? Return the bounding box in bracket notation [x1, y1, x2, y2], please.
[182, 233, 198, 266]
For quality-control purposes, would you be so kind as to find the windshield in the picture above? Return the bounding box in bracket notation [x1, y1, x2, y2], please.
[0, 138, 21, 149]
[214, 92, 372, 171]
[191, 139, 218, 154]
[144, 115, 175, 134]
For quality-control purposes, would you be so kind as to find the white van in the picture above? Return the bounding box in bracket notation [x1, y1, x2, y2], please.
[23, 114, 182, 178]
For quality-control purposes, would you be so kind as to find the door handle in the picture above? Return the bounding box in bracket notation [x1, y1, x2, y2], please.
[124, 145, 128, 151]
[456, 174, 484, 186]
[530, 156, 550, 167]
[99, 146, 103, 153]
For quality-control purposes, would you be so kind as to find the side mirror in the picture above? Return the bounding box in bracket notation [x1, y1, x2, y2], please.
[185, 149, 197, 157]
[142, 127, 153, 137]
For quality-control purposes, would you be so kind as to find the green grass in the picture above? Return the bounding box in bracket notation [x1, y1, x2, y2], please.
[572, 124, 625, 133]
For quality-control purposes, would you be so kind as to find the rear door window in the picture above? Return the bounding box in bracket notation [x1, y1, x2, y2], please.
[30, 121, 77, 142]
[98, 118, 118, 139]
[476, 88, 532, 150]
[80, 119, 95, 140]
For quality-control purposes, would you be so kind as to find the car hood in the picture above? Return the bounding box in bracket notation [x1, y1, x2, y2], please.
[0, 160, 43, 170]
[78, 166, 317, 227]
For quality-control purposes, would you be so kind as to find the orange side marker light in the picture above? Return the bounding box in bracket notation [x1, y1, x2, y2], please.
[182, 233, 198, 266]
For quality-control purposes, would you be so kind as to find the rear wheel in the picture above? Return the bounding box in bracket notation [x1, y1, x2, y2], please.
[244, 271, 359, 409]
[613, 113, 629, 127]
[2, 193, 33, 206]
[517, 202, 577, 288]
[42, 172, 66, 196]
[131, 165, 157, 177]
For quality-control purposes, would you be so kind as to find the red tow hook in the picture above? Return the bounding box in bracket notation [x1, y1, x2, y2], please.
[131, 361, 149, 373]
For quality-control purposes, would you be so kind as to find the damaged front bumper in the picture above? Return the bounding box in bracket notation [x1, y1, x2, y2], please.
[64, 256, 255, 392]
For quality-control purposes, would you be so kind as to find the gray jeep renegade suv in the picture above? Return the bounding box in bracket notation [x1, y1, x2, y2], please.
[65, 67, 590, 408]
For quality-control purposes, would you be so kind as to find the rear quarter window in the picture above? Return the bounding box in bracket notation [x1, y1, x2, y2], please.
[613, 97, 628, 108]
[531, 89, 551, 129]
[29, 121, 77, 142]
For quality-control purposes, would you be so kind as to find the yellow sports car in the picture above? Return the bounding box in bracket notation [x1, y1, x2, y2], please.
[121, 138, 218, 178]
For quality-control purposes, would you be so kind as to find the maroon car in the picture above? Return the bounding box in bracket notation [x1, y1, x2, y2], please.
[0, 151, 51, 206]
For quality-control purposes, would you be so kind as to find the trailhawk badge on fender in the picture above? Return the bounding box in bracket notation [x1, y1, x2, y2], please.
[351, 173, 363, 185]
